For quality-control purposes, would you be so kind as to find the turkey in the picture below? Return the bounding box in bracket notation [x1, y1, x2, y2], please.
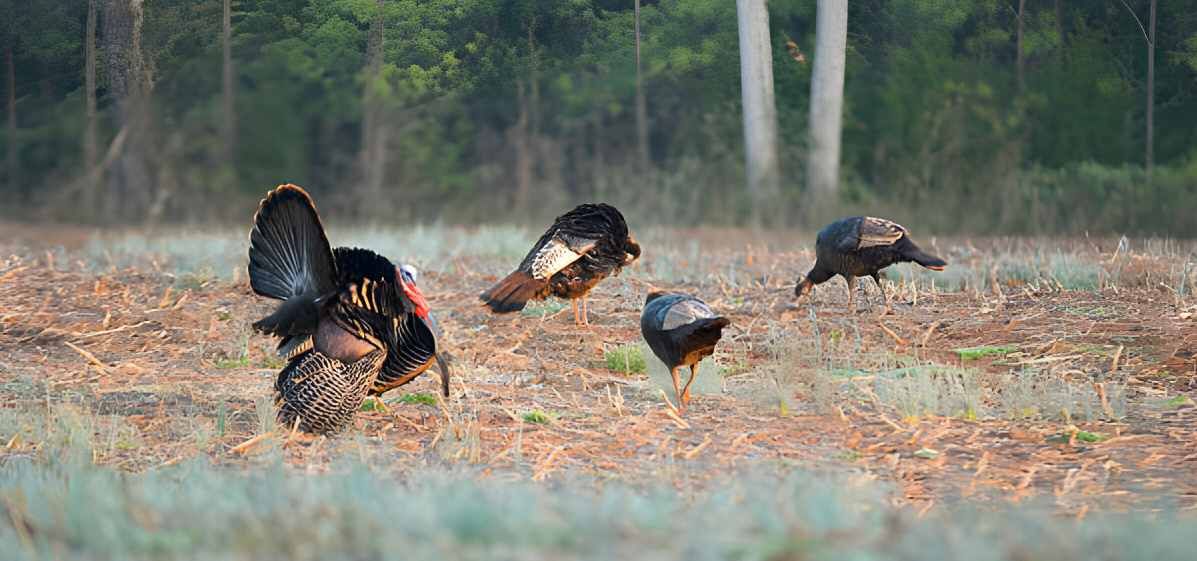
[640, 291, 730, 412]
[794, 216, 946, 313]
[248, 184, 446, 433]
[480, 203, 641, 326]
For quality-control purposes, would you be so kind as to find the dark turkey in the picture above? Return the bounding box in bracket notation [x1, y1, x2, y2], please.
[794, 216, 946, 312]
[480, 203, 640, 326]
[248, 184, 447, 433]
[640, 291, 730, 412]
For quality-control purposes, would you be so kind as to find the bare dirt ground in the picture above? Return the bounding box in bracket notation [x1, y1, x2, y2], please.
[1, 225, 1195, 516]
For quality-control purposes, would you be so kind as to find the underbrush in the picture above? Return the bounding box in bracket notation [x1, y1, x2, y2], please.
[2, 437, 1193, 561]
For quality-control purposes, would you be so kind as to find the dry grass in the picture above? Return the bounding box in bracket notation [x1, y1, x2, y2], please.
[1, 226, 1195, 517]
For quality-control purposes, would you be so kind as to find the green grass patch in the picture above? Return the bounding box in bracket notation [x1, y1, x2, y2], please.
[213, 356, 250, 369]
[393, 393, 438, 406]
[1159, 395, 1195, 409]
[954, 345, 1018, 361]
[1048, 430, 1105, 444]
[520, 300, 567, 317]
[522, 410, 554, 424]
[359, 398, 387, 412]
[605, 344, 646, 374]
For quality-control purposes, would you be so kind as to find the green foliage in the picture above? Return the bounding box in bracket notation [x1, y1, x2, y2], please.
[393, 393, 438, 406]
[521, 410, 553, 424]
[604, 344, 646, 374]
[4, 0, 1197, 232]
[954, 345, 1018, 361]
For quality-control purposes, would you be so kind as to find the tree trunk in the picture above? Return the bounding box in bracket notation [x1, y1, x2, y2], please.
[736, 0, 780, 227]
[1145, 0, 1155, 178]
[221, 0, 235, 167]
[84, 0, 98, 204]
[512, 80, 531, 212]
[102, 0, 151, 222]
[1016, 0, 1025, 93]
[807, 0, 848, 201]
[5, 45, 15, 200]
[634, 0, 649, 171]
[359, 0, 385, 209]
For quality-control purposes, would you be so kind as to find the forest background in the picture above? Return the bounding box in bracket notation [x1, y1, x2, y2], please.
[1, 0, 1195, 235]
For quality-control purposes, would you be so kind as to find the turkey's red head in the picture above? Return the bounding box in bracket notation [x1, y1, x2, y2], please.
[397, 266, 430, 319]
[794, 277, 815, 300]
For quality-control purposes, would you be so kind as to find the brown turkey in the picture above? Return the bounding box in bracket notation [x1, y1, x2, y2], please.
[794, 216, 946, 313]
[479, 203, 640, 326]
[640, 291, 730, 412]
[248, 184, 446, 433]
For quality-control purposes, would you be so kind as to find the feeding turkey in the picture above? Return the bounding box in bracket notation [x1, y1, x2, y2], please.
[794, 216, 946, 314]
[640, 291, 730, 412]
[480, 203, 641, 326]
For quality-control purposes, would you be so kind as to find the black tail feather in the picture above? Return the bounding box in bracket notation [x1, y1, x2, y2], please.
[251, 294, 321, 339]
[681, 316, 730, 351]
[902, 245, 947, 271]
[248, 184, 337, 301]
[479, 271, 546, 313]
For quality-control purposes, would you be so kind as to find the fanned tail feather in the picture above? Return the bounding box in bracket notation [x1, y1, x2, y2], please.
[248, 184, 337, 301]
[479, 271, 545, 313]
[248, 184, 337, 342]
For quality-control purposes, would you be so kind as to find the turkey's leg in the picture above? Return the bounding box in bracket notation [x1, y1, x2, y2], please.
[581, 295, 590, 326]
[679, 364, 699, 409]
[368, 395, 391, 415]
[843, 275, 856, 312]
[669, 366, 682, 411]
[571, 298, 580, 325]
[871, 273, 892, 315]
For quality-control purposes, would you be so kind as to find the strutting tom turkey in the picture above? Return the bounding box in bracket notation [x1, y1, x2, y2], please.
[640, 291, 730, 412]
[480, 203, 641, 326]
[247, 184, 447, 433]
[794, 216, 946, 313]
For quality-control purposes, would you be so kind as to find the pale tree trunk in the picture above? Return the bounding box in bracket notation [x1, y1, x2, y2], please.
[102, 0, 151, 222]
[634, 0, 649, 171]
[84, 0, 98, 204]
[359, 0, 386, 209]
[1146, 0, 1155, 178]
[736, 0, 780, 226]
[5, 44, 14, 200]
[807, 0, 847, 202]
[221, 0, 235, 166]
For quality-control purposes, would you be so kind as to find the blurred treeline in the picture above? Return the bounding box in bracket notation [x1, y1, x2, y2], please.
[1, 1, 1196, 233]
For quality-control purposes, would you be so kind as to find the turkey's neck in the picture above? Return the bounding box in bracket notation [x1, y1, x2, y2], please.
[805, 264, 834, 285]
